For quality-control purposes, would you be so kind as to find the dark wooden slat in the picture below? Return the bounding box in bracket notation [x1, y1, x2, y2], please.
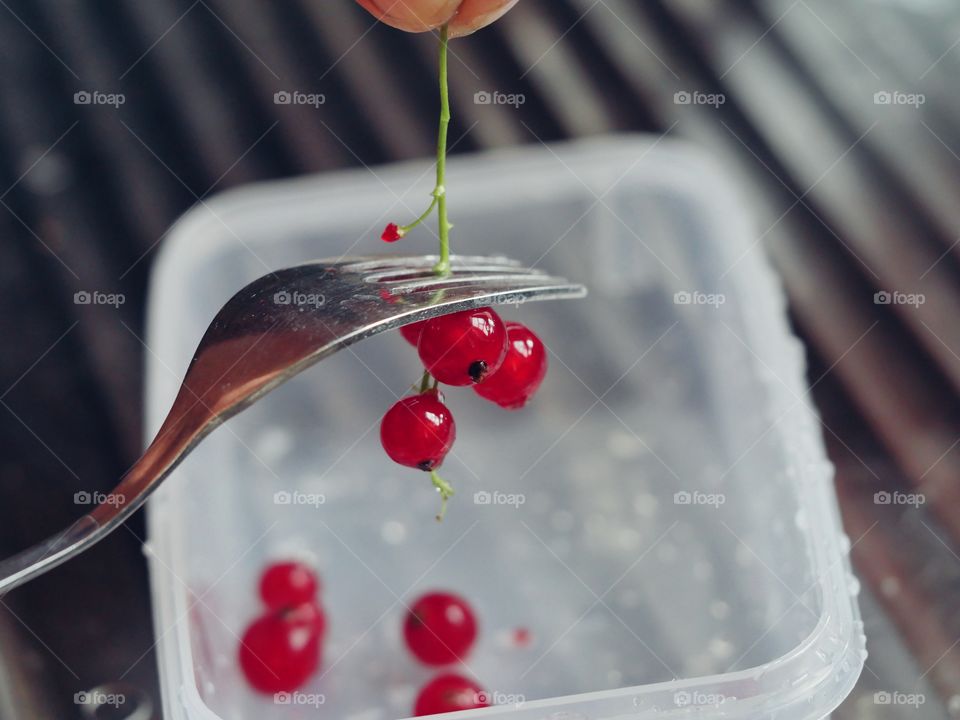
[19, 1, 186, 251]
[0, 3, 144, 458]
[200, 0, 354, 172]
[499, 1, 613, 138]
[827, 426, 960, 707]
[293, 0, 436, 160]
[106, 0, 274, 187]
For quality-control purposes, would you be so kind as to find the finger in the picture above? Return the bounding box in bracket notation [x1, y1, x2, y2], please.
[448, 0, 519, 37]
[355, 0, 460, 32]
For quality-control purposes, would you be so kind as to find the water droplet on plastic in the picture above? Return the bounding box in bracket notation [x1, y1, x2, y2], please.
[847, 573, 861, 596]
[633, 493, 658, 517]
[795, 510, 807, 530]
[607, 431, 644, 459]
[381, 520, 406, 545]
[709, 600, 730, 620]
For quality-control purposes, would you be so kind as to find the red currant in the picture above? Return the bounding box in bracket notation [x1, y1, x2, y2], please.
[259, 561, 319, 610]
[381, 391, 456, 471]
[286, 600, 327, 637]
[417, 307, 508, 386]
[400, 319, 427, 346]
[404, 591, 477, 665]
[414, 674, 490, 716]
[382, 223, 405, 242]
[238, 603, 322, 693]
[474, 322, 548, 409]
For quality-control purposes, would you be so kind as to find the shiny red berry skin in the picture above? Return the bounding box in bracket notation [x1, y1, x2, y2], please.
[382, 223, 404, 242]
[238, 603, 322, 693]
[404, 591, 478, 665]
[417, 307, 508, 386]
[381, 392, 456, 471]
[414, 674, 490, 716]
[400, 319, 427, 346]
[286, 600, 327, 637]
[259, 561, 319, 610]
[474, 322, 548, 409]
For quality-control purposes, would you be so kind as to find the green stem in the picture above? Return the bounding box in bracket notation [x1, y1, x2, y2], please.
[430, 470, 454, 521]
[399, 195, 439, 235]
[433, 23, 452, 277]
[418, 369, 432, 394]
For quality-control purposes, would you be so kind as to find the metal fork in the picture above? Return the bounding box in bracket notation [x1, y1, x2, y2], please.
[0, 255, 586, 594]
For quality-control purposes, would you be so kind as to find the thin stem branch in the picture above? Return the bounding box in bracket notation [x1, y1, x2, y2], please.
[430, 470, 454, 521]
[400, 195, 439, 235]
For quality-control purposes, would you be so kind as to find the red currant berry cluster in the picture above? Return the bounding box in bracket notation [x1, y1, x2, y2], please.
[404, 591, 490, 716]
[380, 306, 548, 518]
[238, 561, 326, 694]
[238, 573, 511, 715]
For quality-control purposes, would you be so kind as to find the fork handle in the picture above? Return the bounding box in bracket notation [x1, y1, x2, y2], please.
[0, 441, 189, 595]
[0, 395, 207, 595]
[0, 515, 103, 593]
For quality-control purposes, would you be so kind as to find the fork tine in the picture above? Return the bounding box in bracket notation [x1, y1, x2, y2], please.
[338, 255, 523, 274]
[387, 272, 575, 295]
[365, 265, 547, 284]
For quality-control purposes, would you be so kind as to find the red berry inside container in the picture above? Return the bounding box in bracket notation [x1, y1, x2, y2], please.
[238, 603, 323, 693]
[474, 322, 548, 409]
[414, 674, 491, 716]
[259, 561, 319, 610]
[417, 307, 508, 386]
[287, 597, 327, 637]
[381, 391, 456, 471]
[404, 591, 477, 665]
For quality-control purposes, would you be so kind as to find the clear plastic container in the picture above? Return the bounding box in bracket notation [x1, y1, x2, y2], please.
[145, 136, 864, 720]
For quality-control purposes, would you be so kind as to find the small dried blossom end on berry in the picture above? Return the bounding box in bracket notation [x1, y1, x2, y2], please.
[381, 223, 406, 243]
